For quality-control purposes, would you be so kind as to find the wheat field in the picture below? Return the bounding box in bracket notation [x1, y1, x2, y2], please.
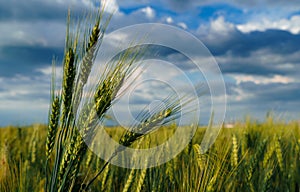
[0, 118, 299, 191]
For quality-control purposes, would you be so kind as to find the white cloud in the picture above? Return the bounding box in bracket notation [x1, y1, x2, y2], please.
[232, 74, 295, 85]
[0, 21, 66, 47]
[166, 17, 173, 24]
[197, 16, 236, 39]
[105, 5, 159, 30]
[0, 74, 50, 110]
[210, 16, 235, 34]
[140, 6, 155, 19]
[35, 66, 63, 80]
[80, 0, 95, 7]
[230, 87, 251, 101]
[177, 22, 188, 30]
[237, 15, 300, 34]
[206, 16, 236, 36]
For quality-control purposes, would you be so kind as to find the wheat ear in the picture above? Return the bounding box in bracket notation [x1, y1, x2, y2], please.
[46, 96, 60, 160]
[274, 137, 284, 172]
[122, 169, 136, 192]
[61, 48, 76, 126]
[135, 168, 147, 192]
[231, 134, 239, 167]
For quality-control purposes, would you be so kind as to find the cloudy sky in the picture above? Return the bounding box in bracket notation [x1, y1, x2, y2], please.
[0, 0, 300, 126]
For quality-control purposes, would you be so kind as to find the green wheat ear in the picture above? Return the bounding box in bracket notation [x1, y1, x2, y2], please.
[231, 134, 239, 167]
[274, 137, 284, 172]
[79, 21, 101, 86]
[46, 96, 60, 160]
[135, 168, 147, 192]
[61, 48, 76, 125]
[193, 144, 206, 170]
[261, 167, 274, 192]
[122, 168, 136, 192]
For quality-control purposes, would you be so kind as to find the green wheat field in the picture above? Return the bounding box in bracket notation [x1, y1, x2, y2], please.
[1, 6, 300, 192]
[1, 118, 300, 191]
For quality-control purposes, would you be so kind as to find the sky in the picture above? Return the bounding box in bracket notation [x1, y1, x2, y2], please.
[0, 0, 300, 126]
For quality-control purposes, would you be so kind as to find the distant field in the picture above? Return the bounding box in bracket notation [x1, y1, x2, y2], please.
[1, 118, 299, 191]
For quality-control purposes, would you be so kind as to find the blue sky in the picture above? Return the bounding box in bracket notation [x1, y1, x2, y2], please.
[0, 0, 300, 126]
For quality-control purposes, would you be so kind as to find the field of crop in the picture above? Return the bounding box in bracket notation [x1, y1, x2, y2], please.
[0, 118, 299, 192]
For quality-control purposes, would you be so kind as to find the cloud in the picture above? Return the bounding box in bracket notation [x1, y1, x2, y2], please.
[215, 49, 300, 76]
[0, 21, 67, 47]
[194, 16, 300, 80]
[1, 0, 300, 126]
[166, 17, 173, 24]
[197, 16, 236, 39]
[0, 0, 95, 80]
[177, 22, 188, 29]
[160, 0, 300, 13]
[0, 73, 51, 126]
[0, 0, 66, 21]
[234, 82, 300, 103]
[0, 45, 63, 77]
[105, 6, 161, 31]
[0, 0, 97, 22]
[225, 80, 300, 121]
[0, 74, 50, 101]
[237, 15, 300, 34]
[200, 17, 300, 56]
[140, 6, 156, 19]
[192, 14, 300, 122]
[232, 74, 295, 85]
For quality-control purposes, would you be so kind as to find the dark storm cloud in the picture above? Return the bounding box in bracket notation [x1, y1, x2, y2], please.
[0, 45, 64, 77]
